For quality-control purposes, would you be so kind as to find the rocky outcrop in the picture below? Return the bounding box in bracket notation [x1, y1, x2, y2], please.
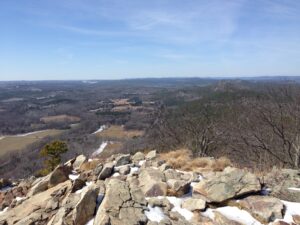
[0, 151, 299, 225]
[263, 168, 300, 202]
[94, 178, 147, 225]
[182, 198, 206, 212]
[237, 195, 284, 223]
[49, 165, 71, 187]
[193, 167, 261, 203]
[138, 167, 167, 197]
[98, 162, 114, 180]
[73, 155, 87, 170]
[72, 184, 98, 225]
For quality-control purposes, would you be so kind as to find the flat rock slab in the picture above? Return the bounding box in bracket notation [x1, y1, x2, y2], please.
[193, 167, 261, 203]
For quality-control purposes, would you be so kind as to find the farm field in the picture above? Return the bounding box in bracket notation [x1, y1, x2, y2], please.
[0, 129, 64, 157]
[96, 125, 144, 139]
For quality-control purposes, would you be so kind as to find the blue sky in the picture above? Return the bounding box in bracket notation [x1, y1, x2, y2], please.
[0, 0, 300, 80]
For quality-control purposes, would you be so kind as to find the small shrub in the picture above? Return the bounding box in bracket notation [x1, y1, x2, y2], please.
[39, 140, 68, 175]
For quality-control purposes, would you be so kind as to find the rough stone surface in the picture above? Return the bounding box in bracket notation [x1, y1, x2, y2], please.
[264, 169, 300, 202]
[139, 167, 167, 197]
[167, 179, 190, 196]
[73, 155, 87, 170]
[182, 198, 206, 211]
[115, 154, 131, 167]
[98, 162, 114, 180]
[94, 178, 147, 225]
[49, 165, 71, 188]
[237, 195, 284, 223]
[193, 167, 261, 202]
[72, 184, 98, 225]
[146, 150, 157, 160]
[132, 152, 145, 163]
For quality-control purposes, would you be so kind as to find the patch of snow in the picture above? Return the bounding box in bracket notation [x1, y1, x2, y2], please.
[215, 206, 262, 225]
[112, 172, 120, 177]
[0, 136, 4, 140]
[282, 200, 300, 223]
[92, 125, 106, 134]
[129, 167, 139, 175]
[88, 159, 93, 162]
[202, 208, 215, 220]
[288, 187, 300, 191]
[85, 218, 94, 225]
[69, 174, 80, 181]
[92, 142, 108, 156]
[0, 207, 8, 215]
[139, 160, 146, 166]
[166, 196, 194, 221]
[76, 188, 84, 194]
[15, 196, 25, 202]
[145, 206, 165, 222]
[86, 181, 93, 186]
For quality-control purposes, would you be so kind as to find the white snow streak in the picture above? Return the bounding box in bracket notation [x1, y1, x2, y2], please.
[92, 142, 108, 156]
[145, 206, 165, 222]
[92, 125, 106, 134]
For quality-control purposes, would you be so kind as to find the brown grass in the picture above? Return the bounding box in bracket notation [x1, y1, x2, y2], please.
[159, 149, 231, 172]
[0, 129, 64, 157]
[40, 114, 81, 123]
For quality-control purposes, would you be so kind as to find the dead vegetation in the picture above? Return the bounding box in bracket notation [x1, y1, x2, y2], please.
[96, 125, 144, 139]
[160, 149, 232, 172]
[40, 115, 81, 124]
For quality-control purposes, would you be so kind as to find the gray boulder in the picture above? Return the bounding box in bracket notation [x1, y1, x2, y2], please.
[94, 179, 147, 225]
[139, 167, 167, 197]
[193, 167, 261, 202]
[115, 154, 131, 167]
[98, 162, 114, 180]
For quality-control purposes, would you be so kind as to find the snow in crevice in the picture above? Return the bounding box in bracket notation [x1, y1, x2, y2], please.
[85, 218, 94, 225]
[112, 172, 120, 177]
[92, 125, 106, 134]
[92, 142, 108, 156]
[166, 196, 194, 221]
[0, 207, 8, 215]
[288, 187, 300, 191]
[202, 206, 262, 225]
[138, 160, 146, 166]
[15, 196, 26, 202]
[69, 174, 80, 181]
[145, 206, 165, 222]
[129, 167, 139, 175]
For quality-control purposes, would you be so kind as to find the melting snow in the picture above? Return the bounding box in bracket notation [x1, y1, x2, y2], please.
[202, 206, 262, 225]
[69, 174, 80, 181]
[92, 125, 106, 134]
[288, 187, 300, 191]
[166, 196, 194, 221]
[92, 142, 108, 156]
[145, 206, 165, 222]
[15, 196, 26, 202]
[112, 172, 120, 177]
[139, 160, 146, 166]
[281, 200, 300, 223]
[129, 167, 139, 175]
[85, 218, 94, 225]
[0, 207, 8, 215]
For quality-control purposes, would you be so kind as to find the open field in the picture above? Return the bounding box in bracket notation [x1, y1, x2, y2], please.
[96, 125, 144, 139]
[40, 115, 81, 124]
[0, 129, 64, 157]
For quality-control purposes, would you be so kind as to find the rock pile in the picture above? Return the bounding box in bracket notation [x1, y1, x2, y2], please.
[0, 151, 299, 225]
